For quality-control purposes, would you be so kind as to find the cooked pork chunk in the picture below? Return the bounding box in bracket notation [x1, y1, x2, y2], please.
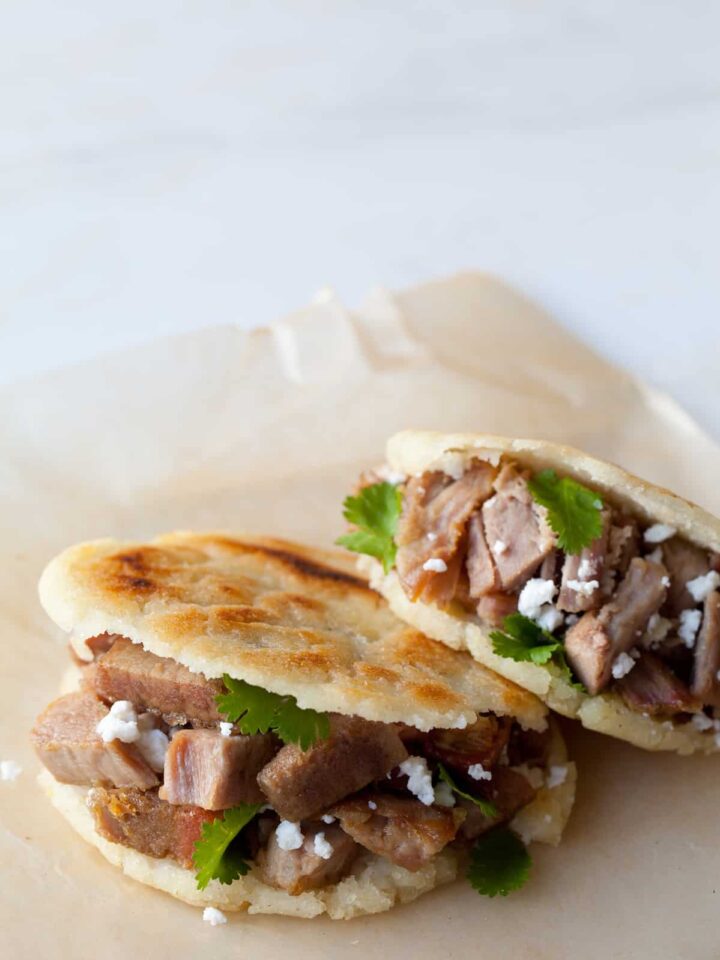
[256, 824, 359, 894]
[616, 652, 700, 716]
[424, 715, 511, 770]
[661, 538, 714, 617]
[564, 558, 668, 694]
[396, 464, 497, 603]
[331, 794, 463, 871]
[257, 716, 408, 822]
[476, 591, 518, 626]
[31, 691, 158, 789]
[466, 512, 499, 597]
[88, 787, 217, 868]
[94, 637, 222, 725]
[691, 591, 720, 705]
[160, 729, 277, 809]
[557, 511, 610, 613]
[605, 519, 640, 585]
[480, 466, 555, 592]
[458, 767, 538, 840]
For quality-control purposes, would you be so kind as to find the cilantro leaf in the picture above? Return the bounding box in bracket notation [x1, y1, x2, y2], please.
[489, 613, 561, 665]
[490, 614, 585, 692]
[273, 697, 331, 751]
[216, 675, 330, 749]
[528, 469, 603, 555]
[437, 762, 498, 819]
[467, 827, 532, 897]
[193, 804, 262, 890]
[336, 481, 403, 573]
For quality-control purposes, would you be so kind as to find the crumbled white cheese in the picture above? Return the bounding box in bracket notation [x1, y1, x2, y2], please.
[566, 578, 600, 597]
[276, 821, 304, 851]
[565, 614, 579, 627]
[321, 814, 336, 824]
[518, 578, 557, 620]
[219, 722, 234, 737]
[537, 606, 564, 632]
[514, 764, 545, 790]
[577, 557, 595, 579]
[691, 713, 715, 732]
[646, 547, 664, 564]
[643, 523, 677, 544]
[432, 781, 456, 807]
[646, 613, 672, 646]
[687, 571, 720, 603]
[492, 540, 508, 556]
[374, 464, 406, 485]
[313, 832, 334, 860]
[399, 756, 435, 805]
[137, 723, 170, 772]
[426, 532, 437, 542]
[679, 609, 702, 648]
[546, 765, 568, 789]
[611, 651, 638, 679]
[422, 557, 448, 573]
[467, 763, 492, 782]
[0, 760, 22, 781]
[661, 576, 671, 588]
[202, 907, 227, 926]
[96, 700, 139, 744]
[452, 715, 469, 729]
[367, 800, 378, 810]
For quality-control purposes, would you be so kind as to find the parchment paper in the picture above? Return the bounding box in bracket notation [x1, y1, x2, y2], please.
[2, 273, 719, 960]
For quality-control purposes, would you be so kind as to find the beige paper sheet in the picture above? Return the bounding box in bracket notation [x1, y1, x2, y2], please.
[2, 272, 719, 960]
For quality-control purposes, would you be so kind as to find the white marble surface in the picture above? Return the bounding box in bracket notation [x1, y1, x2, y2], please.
[2, 1, 718, 435]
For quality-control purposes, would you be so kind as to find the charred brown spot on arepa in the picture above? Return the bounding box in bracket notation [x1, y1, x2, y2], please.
[39, 532, 548, 731]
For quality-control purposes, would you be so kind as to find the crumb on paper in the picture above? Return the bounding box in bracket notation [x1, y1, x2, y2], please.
[1, 760, 22, 781]
[202, 907, 227, 926]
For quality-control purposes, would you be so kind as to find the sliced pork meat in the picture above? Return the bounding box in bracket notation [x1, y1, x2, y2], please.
[616, 652, 700, 716]
[395, 463, 497, 604]
[564, 558, 669, 694]
[661, 538, 714, 617]
[256, 824, 359, 895]
[424, 715, 511, 770]
[331, 794, 463, 872]
[257, 715, 408, 822]
[480, 466, 555, 592]
[557, 511, 610, 613]
[458, 767, 538, 841]
[466, 512, 499, 597]
[31, 691, 158, 789]
[85, 633, 120, 658]
[476, 591, 518, 626]
[88, 786, 218, 868]
[691, 591, 720, 705]
[94, 637, 222, 725]
[605, 519, 640, 585]
[160, 729, 277, 809]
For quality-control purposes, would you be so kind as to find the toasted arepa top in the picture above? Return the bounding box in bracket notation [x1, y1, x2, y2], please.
[387, 430, 720, 554]
[39, 532, 546, 732]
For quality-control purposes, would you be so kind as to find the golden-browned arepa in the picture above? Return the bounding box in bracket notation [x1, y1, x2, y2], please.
[340, 430, 720, 755]
[33, 534, 575, 919]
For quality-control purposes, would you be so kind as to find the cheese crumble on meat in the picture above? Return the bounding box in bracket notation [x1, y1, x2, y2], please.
[202, 907, 227, 926]
[643, 524, 677, 544]
[422, 557, 448, 573]
[492, 540, 508, 556]
[611, 651, 638, 679]
[467, 763, 492, 781]
[96, 700, 139, 744]
[546, 765, 568, 789]
[276, 820, 304, 851]
[679, 609, 703, 648]
[313, 832, 334, 860]
[321, 814, 336, 824]
[518, 578, 557, 620]
[566, 578, 600, 597]
[0, 760, 22, 781]
[219, 722, 233, 737]
[399, 756, 435, 806]
[367, 800, 378, 810]
[687, 571, 720, 603]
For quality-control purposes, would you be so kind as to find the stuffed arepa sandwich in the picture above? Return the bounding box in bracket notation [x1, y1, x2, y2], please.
[339, 430, 720, 756]
[32, 533, 575, 921]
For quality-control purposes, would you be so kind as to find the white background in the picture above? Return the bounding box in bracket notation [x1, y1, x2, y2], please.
[2, 1, 718, 435]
